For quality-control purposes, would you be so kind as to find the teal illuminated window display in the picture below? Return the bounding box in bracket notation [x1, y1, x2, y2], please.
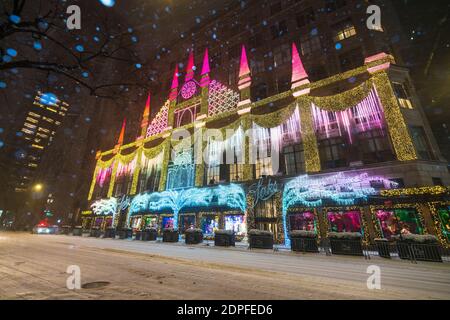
[201, 215, 219, 235]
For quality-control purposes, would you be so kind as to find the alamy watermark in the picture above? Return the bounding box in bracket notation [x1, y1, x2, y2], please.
[366, 265, 381, 290]
[66, 265, 81, 290]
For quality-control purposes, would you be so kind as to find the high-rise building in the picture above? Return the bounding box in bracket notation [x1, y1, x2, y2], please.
[12, 92, 68, 192]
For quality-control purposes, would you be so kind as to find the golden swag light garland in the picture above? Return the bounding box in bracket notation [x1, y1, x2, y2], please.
[428, 202, 450, 248]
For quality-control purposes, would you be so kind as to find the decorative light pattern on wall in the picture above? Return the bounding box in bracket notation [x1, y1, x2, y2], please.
[181, 81, 198, 100]
[206, 126, 244, 166]
[129, 184, 246, 230]
[208, 80, 240, 117]
[90, 197, 117, 216]
[116, 155, 137, 177]
[146, 100, 169, 138]
[96, 167, 112, 188]
[252, 106, 301, 156]
[311, 88, 384, 144]
[282, 172, 396, 245]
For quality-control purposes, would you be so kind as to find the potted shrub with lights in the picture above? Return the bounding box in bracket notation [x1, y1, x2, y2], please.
[142, 228, 158, 241]
[135, 229, 142, 241]
[104, 227, 116, 239]
[185, 228, 203, 245]
[290, 230, 319, 253]
[163, 228, 179, 243]
[248, 229, 274, 250]
[61, 225, 72, 235]
[214, 230, 236, 247]
[90, 227, 101, 238]
[328, 232, 363, 256]
[72, 226, 83, 236]
[394, 234, 442, 262]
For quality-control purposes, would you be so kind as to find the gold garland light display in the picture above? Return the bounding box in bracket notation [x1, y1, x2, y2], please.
[380, 186, 448, 197]
[428, 202, 450, 248]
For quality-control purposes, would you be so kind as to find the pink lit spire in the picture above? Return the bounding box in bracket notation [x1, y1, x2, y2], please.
[200, 48, 210, 87]
[185, 50, 195, 82]
[238, 45, 251, 90]
[117, 118, 126, 146]
[291, 43, 309, 86]
[169, 65, 179, 101]
[239, 45, 250, 78]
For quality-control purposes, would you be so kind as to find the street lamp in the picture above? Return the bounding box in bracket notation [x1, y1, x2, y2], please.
[33, 184, 43, 192]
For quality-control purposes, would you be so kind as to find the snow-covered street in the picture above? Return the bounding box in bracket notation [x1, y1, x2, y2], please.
[0, 232, 449, 300]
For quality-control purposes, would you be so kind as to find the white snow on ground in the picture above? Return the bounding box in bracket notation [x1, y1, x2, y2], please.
[0, 232, 449, 300]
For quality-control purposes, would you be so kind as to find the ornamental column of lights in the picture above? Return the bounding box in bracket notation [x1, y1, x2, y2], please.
[159, 66, 180, 192]
[196, 48, 211, 186]
[364, 52, 417, 161]
[291, 42, 321, 173]
[87, 150, 104, 201]
[131, 94, 151, 195]
[107, 118, 126, 198]
[237, 45, 254, 181]
[197, 48, 210, 120]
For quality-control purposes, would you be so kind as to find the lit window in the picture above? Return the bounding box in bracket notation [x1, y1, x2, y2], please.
[28, 112, 41, 118]
[26, 117, 39, 124]
[24, 122, 37, 129]
[392, 82, 413, 109]
[332, 19, 357, 41]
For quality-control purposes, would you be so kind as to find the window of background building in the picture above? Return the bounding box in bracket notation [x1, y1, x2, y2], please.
[339, 47, 364, 72]
[358, 130, 395, 163]
[273, 43, 291, 67]
[308, 64, 327, 81]
[389, 178, 405, 189]
[283, 144, 305, 176]
[270, 2, 282, 16]
[392, 81, 413, 109]
[296, 7, 316, 28]
[230, 163, 244, 182]
[207, 164, 220, 185]
[432, 177, 444, 186]
[332, 18, 357, 41]
[325, 0, 347, 13]
[275, 74, 291, 94]
[300, 35, 321, 55]
[410, 126, 434, 160]
[318, 137, 347, 169]
[271, 20, 288, 39]
[252, 82, 269, 101]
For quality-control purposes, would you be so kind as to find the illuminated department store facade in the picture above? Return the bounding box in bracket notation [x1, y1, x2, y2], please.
[83, 46, 450, 247]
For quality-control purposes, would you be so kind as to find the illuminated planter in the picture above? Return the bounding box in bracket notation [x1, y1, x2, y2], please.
[61, 225, 72, 235]
[214, 230, 236, 247]
[118, 228, 133, 240]
[163, 229, 179, 243]
[135, 230, 142, 241]
[395, 235, 442, 262]
[72, 226, 83, 237]
[185, 229, 203, 245]
[142, 228, 158, 241]
[328, 232, 363, 256]
[374, 238, 391, 258]
[104, 227, 116, 238]
[290, 231, 319, 253]
[248, 230, 274, 250]
[90, 227, 101, 238]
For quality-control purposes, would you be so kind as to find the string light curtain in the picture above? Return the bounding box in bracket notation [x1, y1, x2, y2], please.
[116, 156, 138, 177]
[96, 166, 112, 188]
[206, 126, 245, 167]
[251, 106, 302, 157]
[311, 87, 385, 144]
[140, 151, 164, 178]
